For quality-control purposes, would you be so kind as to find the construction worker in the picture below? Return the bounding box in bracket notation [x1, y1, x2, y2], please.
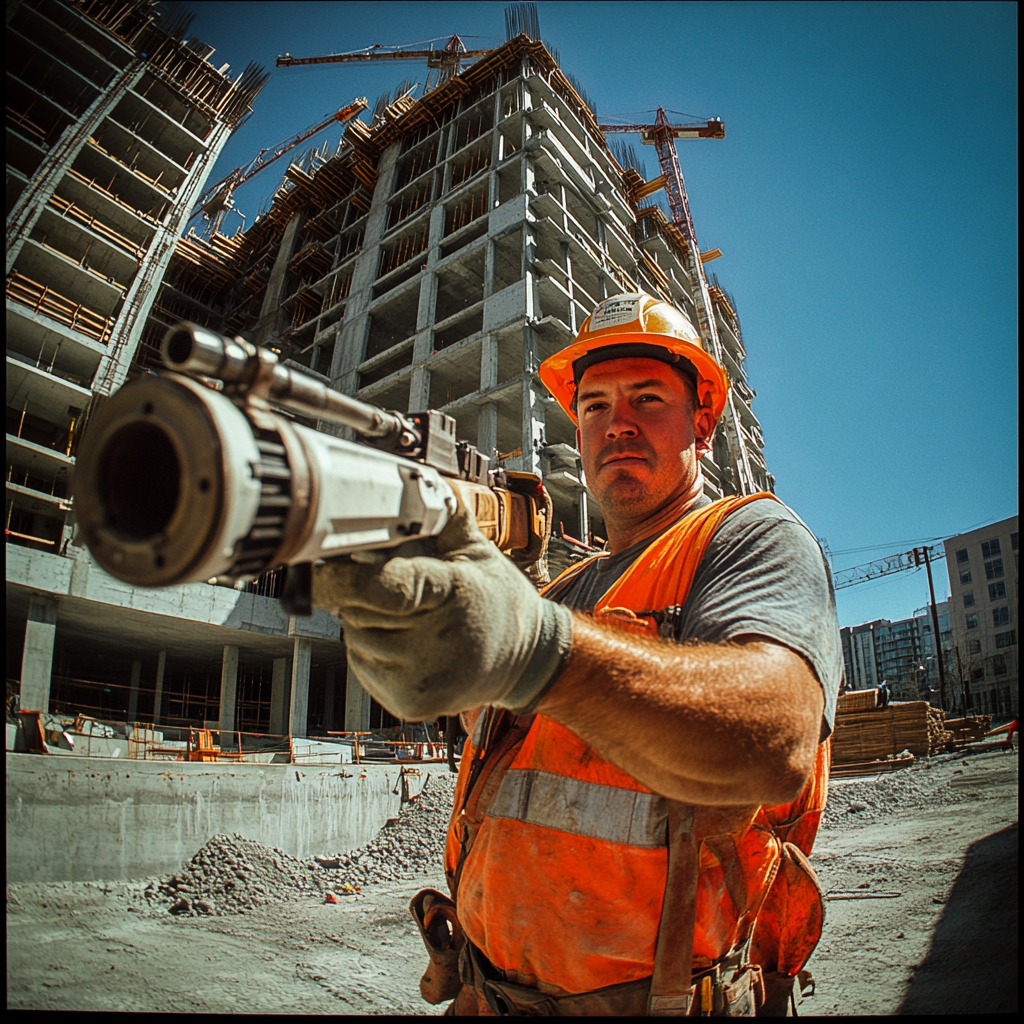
[313, 292, 841, 1015]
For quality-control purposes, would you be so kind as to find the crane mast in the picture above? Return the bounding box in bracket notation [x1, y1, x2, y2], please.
[600, 109, 757, 496]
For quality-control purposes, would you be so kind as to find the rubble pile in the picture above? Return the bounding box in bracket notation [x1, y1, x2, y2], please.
[141, 772, 458, 916]
[821, 750, 1013, 829]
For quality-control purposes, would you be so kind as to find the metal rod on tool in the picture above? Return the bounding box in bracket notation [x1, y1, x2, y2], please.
[161, 322, 420, 447]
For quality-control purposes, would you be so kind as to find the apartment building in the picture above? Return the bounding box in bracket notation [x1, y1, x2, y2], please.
[841, 603, 954, 707]
[840, 619, 883, 691]
[943, 516, 1019, 718]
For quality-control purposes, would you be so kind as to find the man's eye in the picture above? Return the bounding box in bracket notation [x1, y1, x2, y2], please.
[637, 393, 662, 403]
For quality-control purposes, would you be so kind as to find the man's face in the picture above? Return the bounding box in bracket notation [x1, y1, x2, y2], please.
[576, 357, 702, 521]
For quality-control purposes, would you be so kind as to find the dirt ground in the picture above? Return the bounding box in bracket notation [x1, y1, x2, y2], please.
[7, 746, 1017, 1015]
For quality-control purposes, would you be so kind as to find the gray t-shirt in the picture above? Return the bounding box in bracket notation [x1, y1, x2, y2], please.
[549, 497, 841, 739]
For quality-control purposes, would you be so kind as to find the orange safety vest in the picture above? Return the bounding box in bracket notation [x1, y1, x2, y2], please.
[445, 494, 831, 998]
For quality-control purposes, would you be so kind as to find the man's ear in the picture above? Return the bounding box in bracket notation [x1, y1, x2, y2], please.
[575, 426, 582, 451]
[693, 409, 716, 460]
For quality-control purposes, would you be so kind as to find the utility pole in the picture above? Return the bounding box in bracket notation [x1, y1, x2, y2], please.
[953, 642, 971, 712]
[915, 546, 948, 712]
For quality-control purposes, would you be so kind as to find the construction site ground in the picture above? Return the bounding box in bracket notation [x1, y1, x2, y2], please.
[7, 745, 1017, 1015]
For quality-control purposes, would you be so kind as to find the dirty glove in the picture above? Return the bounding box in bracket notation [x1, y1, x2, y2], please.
[311, 501, 573, 722]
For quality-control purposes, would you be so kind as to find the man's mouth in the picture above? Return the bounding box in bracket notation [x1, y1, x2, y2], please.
[602, 452, 647, 467]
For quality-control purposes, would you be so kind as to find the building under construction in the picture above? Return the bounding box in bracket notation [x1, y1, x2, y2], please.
[7, 1, 773, 752]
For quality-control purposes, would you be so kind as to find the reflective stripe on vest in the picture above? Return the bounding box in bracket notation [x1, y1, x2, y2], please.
[489, 768, 673, 848]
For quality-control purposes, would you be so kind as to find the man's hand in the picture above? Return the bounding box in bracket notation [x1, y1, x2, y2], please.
[312, 501, 573, 722]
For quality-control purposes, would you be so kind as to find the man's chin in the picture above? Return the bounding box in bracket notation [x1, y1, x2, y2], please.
[592, 478, 654, 516]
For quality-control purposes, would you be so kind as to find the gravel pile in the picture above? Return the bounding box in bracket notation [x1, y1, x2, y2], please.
[140, 772, 458, 917]
[822, 750, 1016, 829]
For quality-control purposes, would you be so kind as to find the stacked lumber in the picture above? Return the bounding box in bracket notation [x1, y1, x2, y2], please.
[837, 689, 879, 714]
[944, 715, 992, 746]
[830, 753, 915, 779]
[927, 705, 954, 753]
[832, 700, 952, 763]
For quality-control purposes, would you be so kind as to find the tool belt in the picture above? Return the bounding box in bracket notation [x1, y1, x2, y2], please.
[409, 888, 767, 1019]
[456, 936, 765, 1016]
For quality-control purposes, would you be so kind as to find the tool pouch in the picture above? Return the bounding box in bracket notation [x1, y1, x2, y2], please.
[714, 962, 763, 1016]
[757, 969, 813, 1017]
[410, 888, 465, 1004]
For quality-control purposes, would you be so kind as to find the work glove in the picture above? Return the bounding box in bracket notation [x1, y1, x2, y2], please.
[311, 500, 573, 722]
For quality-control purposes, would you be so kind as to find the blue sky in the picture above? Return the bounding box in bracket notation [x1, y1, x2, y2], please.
[183, 1, 1017, 627]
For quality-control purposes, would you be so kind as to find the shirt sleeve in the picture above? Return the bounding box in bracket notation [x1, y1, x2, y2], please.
[678, 499, 842, 739]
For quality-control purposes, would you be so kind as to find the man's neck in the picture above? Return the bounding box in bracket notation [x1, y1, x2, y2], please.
[603, 472, 706, 555]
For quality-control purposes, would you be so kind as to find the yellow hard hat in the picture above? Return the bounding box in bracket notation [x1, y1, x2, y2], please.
[538, 292, 729, 426]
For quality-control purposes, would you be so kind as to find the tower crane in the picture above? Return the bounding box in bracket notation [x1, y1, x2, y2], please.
[275, 35, 492, 82]
[193, 96, 368, 233]
[273, 2, 544, 80]
[599, 109, 757, 496]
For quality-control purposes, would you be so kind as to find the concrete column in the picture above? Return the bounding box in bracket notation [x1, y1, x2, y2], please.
[255, 209, 308, 348]
[20, 596, 57, 712]
[408, 365, 431, 411]
[219, 645, 239, 735]
[484, 237, 496, 297]
[519, 336, 547, 475]
[289, 638, 312, 738]
[480, 334, 499, 389]
[153, 651, 167, 725]
[323, 665, 337, 732]
[127, 660, 142, 722]
[477, 402, 498, 462]
[345, 674, 373, 732]
[269, 657, 291, 735]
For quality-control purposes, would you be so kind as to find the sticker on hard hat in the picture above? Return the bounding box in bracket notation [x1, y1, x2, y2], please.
[590, 294, 641, 332]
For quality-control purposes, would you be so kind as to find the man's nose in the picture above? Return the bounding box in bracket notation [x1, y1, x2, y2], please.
[605, 400, 638, 439]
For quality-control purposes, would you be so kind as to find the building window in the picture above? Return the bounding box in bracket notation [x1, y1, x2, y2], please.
[1012, 532, 1018, 550]
[985, 558, 1004, 580]
[992, 606, 1009, 627]
[990, 654, 1007, 676]
[966, 614, 979, 629]
[995, 630, 1016, 649]
[988, 581, 1006, 601]
[981, 539, 1001, 558]
[959, 570, 972, 585]
[956, 548, 970, 563]
[970, 667, 984, 682]
[969, 639, 982, 654]
[963, 593, 975, 608]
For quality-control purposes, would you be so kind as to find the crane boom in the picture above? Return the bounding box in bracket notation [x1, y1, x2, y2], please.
[276, 47, 492, 68]
[276, 34, 490, 78]
[832, 545, 945, 591]
[197, 97, 368, 220]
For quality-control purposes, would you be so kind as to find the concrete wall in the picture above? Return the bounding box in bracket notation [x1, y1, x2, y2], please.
[6, 752, 432, 884]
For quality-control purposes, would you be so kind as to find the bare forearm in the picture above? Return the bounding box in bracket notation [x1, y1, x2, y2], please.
[534, 614, 824, 806]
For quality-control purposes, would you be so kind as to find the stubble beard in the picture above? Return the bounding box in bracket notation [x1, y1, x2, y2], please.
[592, 450, 700, 526]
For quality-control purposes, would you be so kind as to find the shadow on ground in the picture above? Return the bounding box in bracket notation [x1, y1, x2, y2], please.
[898, 822, 1017, 1014]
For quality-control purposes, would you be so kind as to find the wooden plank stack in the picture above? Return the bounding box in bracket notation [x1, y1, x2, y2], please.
[837, 688, 879, 713]
[944, 715, 992, 747]
[832, 696, 953, 762]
